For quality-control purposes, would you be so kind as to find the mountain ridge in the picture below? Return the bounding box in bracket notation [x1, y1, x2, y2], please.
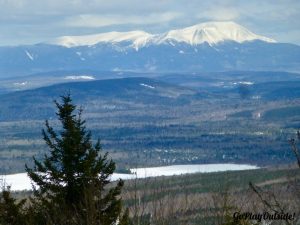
[0, 22, 299, 76]
[47, 21, 276, 49]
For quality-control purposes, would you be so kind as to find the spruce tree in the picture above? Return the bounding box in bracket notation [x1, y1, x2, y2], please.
[0, 186, 27, 225]
[25, 94, 127, 224]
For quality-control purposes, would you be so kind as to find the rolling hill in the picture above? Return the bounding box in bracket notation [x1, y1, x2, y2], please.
[0, 76, 299, 173]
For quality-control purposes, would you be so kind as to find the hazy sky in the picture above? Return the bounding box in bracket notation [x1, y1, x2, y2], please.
[0, 0, 299, 46]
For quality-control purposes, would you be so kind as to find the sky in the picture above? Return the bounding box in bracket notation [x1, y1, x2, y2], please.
[0, 0, 299, 46]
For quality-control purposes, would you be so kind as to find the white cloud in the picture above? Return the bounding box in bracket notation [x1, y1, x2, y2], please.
[0, 0, 299, 45]
[63, 12, 182, 28]
[197, 7, 240, 21]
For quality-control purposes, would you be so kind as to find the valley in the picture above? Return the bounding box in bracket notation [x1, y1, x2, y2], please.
[0, 71, 299, 174]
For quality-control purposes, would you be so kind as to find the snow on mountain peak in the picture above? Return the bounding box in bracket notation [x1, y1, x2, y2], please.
[48, 21, 276, 48]
[159, 21, 276, 45]
[49, 31, 153, 49]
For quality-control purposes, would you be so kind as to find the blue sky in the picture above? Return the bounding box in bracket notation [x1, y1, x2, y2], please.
[0, 0, 299, 46]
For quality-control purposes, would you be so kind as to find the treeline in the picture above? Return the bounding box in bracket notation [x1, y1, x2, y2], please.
[121, 166, 300, 224]
[1, 122, 296, 174]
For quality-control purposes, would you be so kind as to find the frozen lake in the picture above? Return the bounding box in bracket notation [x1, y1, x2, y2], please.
[1, 164, 258, 191]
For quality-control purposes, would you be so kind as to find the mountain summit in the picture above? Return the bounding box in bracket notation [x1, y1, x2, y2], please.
[48, 21, 276, 49]
[1, 21, 299, 76]
[49, 30, 154, 49]
[158, 21, 276, 46]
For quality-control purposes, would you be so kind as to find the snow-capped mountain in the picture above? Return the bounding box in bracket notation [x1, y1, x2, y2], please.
[49, 31, 154, 49]
[0, 21, 299, 77]
[48, 21, 275, 49]
[157, 21, 276, 45]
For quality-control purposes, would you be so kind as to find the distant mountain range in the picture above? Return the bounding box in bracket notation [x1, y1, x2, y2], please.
[49, 21, 276, 48]
[0, 21, 299, 77]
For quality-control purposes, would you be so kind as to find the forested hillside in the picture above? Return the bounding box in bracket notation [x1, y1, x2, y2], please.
[1, 73, 300, 173]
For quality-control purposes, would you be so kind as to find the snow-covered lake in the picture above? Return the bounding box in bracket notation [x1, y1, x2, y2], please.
[1, 164, 258, 191]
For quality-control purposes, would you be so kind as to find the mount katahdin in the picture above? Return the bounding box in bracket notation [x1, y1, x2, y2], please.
[49, 22, 276, 49]
[0, 21, 299, 76]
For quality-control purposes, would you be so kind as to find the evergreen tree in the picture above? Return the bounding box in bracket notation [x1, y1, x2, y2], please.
[26, 94, 127, 224]
[0, 186, 26, 225]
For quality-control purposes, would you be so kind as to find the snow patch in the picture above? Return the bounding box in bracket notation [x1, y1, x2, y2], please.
[1, 173, 33, 191]
[252, 95, 261, 99]
[140, 83, 155, 89]
[25, 50, 34, 61]
[64, 75, 95, 80]
[130, 164, 259, 178]
[13, 81, 28, 86]
[233, 81, 254, 85]
[75, 52, 86, 61]
[2, 164, 259, 191]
